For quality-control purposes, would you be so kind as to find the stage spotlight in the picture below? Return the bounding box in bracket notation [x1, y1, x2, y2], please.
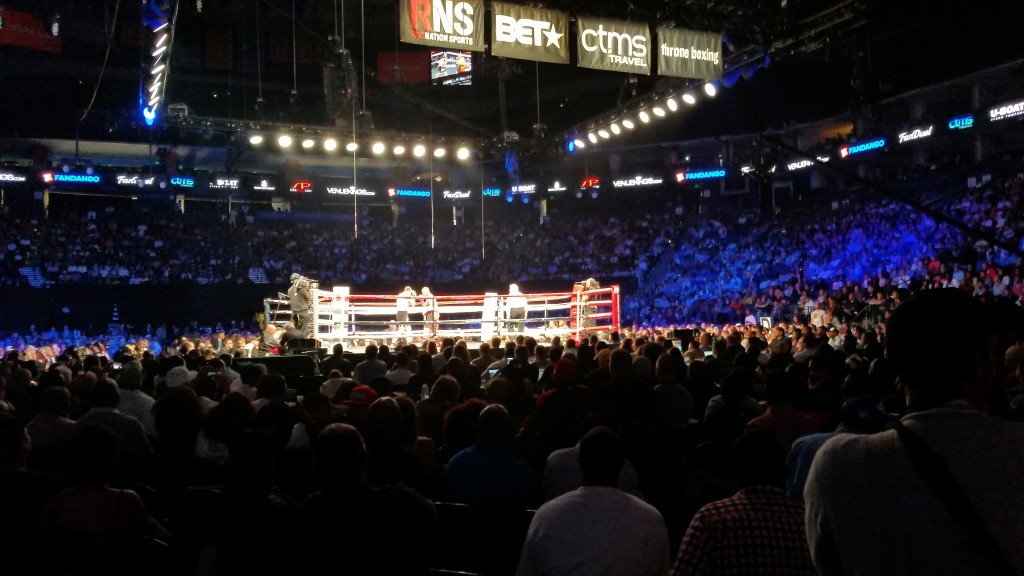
[249, 134, 264, 146]
[653, 106, 666, 117]
[666, 98, 678, 112]
[434, 147, 446, 158]
[598, 129, 610, 139]
[277, 135, 293, 148]
[413, 144, 426, 157]
[521, 194, 530, 204]
[506, 192, 515, 203]
[456, 146, 470, 160]
[622, 119, 635, 129]
[590, 190, 599, 199]
[682, 93, 697, 105]
[704, 82, 717, 97]
[572, 138, 586, 149]
[323, 138, 338, 151]
[587, 133, 598, 144]
[346, 141, 358, 152]
[393, 144, 406, 156]
[372, 142, 386, 155]
[639, 110, 651, 123]
[610, 123, 621, 134]
[575, 190, 583, 199]
[301, 138, 315, 149]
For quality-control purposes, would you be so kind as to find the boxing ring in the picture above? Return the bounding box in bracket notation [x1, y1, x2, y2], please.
[266, 284, 621, 348]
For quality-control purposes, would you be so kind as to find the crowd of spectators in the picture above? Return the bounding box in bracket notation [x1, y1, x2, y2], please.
[0, 201, 667, 292]
[2, 169, 1022, 334]
[0, 286, 1022, 575]
[628, 173, 1024, 326]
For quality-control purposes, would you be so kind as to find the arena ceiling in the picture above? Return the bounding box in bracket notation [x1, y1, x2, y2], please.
[0, 0, 1022, 152]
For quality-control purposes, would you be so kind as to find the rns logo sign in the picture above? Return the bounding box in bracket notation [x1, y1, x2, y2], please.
[409, 0, 475, 41]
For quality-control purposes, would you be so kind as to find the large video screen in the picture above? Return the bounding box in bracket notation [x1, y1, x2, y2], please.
[431, 50, 472, 86]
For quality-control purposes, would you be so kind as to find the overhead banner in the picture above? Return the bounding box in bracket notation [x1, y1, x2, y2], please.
[400, 0, 485, 52]
[577, 16, 650, 75]
[491, 2, 569, 65]
[657, 27, 722, 80]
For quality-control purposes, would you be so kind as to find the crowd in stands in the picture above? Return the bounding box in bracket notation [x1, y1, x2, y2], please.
[627, 172, 1024, 326]
[3, 168, 1023, 338]
[0, 202, 666, 290]
[1, 286, 1022, 575]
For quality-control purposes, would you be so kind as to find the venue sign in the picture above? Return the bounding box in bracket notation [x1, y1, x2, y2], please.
[209, 176, 241, 190]
[391, 187, 431, 198]
[657, 27, 722, 80]
[0, 170, 28, 183]
[577, 16, 650, 75]
[252, 177, 277, 193]
[289, 180, 313, 193]
[947, 114, 974, 130]
[400, 0, 485, 52]
[327, 186, 375, 196]
[547, 180, 568, 193]
[675, 169, 726, 182]
[42, 171, 101, 185]
[988, 98, 1024, 122]
[612, 175, 663, 188]
[898, 125, 934, 144]
[170, 176, 195, 188]
[510, 183, 536, 194]
[491, 2, 569, 64]
[839, 137, 885, 158]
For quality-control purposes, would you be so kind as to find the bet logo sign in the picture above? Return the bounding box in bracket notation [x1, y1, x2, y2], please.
[494, 15, 563, 47]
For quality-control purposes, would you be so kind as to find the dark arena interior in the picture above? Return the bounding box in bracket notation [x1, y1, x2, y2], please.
[1, 0, 1024, 574]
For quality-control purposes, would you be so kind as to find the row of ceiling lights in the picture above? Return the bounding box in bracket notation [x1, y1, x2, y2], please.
[571, 82, 718, 150]
[247, 133, 475, 161]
